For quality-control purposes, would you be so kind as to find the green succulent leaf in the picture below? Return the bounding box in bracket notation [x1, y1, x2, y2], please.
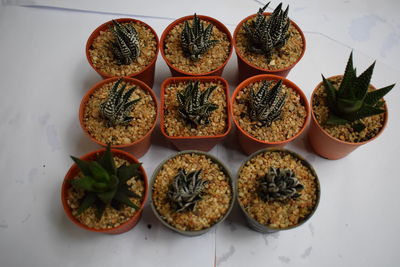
[114, 189, 139, 210]
[94, 202, 106, 220]
[322, 75, 337, 111]
[338, 52, 356, 98]
[70, 156, 92, 176]
[70, 176, 95, 191]
[352, 122, 366, 132]
[76, 193, 97, 215]
[88, 162, 110, 182]
[326, 113, 350, 125]
[119, 184, 141, 199]
[117, 163, 141, 183]
[97, 144, 117, 175]
[336, 97, 363, 114]
[364, 84, 395, 106]
[97, 188, 118, 204]
[343, 105, 385, 122]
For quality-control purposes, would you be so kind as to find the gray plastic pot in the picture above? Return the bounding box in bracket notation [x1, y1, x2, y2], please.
[150, 150, 235, 236]
[236, 148, 320, 233]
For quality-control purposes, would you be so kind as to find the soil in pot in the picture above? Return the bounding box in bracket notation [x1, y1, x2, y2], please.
[233, 80, 307, 142]
[152, 152, 232, 232]
[66, 155, 145, 230]
[312, 76, 386, 143]
[163, 18, 231, 74]
[237, 150, 319, 230]
[83, 79, 157, 145]
[88, 21, 157, 77]
[163, 80, 228, 137]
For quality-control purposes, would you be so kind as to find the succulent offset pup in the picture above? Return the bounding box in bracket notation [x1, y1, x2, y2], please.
[177, 81, 218, 126]
[109, 20, 141, 65]
[243, 2, 290, 60]
[322, 52, 395, 131]
[100, 79, 141, 127]
[259, 167, 304, 202]
[248, 79, 287, 127]
[168, 169, 208, 212]
[69, 145, 142, 220]
[181, 14, 219, 61]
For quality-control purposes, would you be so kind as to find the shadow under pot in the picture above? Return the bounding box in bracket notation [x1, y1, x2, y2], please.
[151, 150, 235, 236]
[86, 18, 159, 88]
[160, 14, 233, 77]
[61, 147, 148, 234]
[231, 74, 309, 155]
[308, 75, 389, 160]
[236, 148, 320, 233]
[79, 77, 158, 158]
[233, 3, 306, 83]
[160, 76, 231, 151]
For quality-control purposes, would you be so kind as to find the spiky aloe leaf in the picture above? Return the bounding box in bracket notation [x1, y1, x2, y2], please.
[117, 163, 142, 183]
[364, 84, 395, 106]
[76, 193, 97, 215]
[109, 20, 140, 65]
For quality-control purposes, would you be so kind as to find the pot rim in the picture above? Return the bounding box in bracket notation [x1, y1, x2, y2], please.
[85, 18, 160, 79]
[61, 148, 148, 233]
[79, 77, 159, 149]
[160, 14, 233, 76]
[236, 148, 321, 232]
[160, 76, 231, 140]
[233, 12, 306, 73]
[150, 150, 235, 236]
[231, 74, 310, 145]
[310, 74, 389, 146]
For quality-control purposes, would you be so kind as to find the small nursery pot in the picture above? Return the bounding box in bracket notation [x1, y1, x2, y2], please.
[231, 74, 310, 155]
[160, 14, 233, 77]
[308, 75, 389, 160]
[236, 148, 320, 233]
[61, 148, 148, 234]
[86, 18, 159, 88]
[79, 77, 158, 158]
[160, 76, 231, 151]
[150, 150, 235, 236]
[233, 12, 306, 82]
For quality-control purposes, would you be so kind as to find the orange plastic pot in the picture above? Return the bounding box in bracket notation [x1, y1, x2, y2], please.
[308, 75, 389, 160]
[160, 15, 233, 77]
[79, 77, 158, 158]
[233, 12, 306, 82]
[231, 74, 310, 155]
[160, 76, 231, 151]
[86, 18, 159, 88]
[61, 148, 148, 234]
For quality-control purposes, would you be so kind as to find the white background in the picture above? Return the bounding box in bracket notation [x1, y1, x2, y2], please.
[0, 0, 399, 266]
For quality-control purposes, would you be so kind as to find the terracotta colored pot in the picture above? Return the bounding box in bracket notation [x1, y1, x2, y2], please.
[150, 150, 235, 236]
[61, 148, 148, 234]
[86, 18, 159, 88]
[231, 74, 310, 155]
[308, 75, 389, 160]
[160, 15, 233, 77]
[233, 12, 306, 82]
[236, 148, 320, 233]
[160, 76, 231, 151]
[79, 77, 158, 158]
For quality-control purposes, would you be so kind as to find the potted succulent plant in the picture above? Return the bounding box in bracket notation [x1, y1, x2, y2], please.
[160, 13, 233, 77]
[61, 145, 148, 234]
[86, 18, 159, 88]
[151, 150, 234, 236]
[237, 148, 320, 233]
[232, 74, 309, 155]
[308, 52, 395, 159]
[233, 2, 306, 82]
[79, 77, 158, 158]
[160, 76, 231, 151]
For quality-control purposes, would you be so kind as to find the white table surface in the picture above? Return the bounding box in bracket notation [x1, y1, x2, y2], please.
[0, 1, 399, 266]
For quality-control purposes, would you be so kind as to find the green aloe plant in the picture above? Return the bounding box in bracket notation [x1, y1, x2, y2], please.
[322, 52, 395, 130]
[69, 145, 142, 220]
[109, 20, 140, 65]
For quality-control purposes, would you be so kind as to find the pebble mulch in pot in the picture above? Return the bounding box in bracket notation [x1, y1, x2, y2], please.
[237, 149, 319, 231]
[151, 152, 233, 233]
[233, 79, 307, 142]
[88, 20, 158, 77]
[163, 14, 231, 74]
[82, 78, 157, 145]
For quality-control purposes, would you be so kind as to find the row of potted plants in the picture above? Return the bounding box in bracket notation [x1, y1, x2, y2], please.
[62, 146, 320, 235]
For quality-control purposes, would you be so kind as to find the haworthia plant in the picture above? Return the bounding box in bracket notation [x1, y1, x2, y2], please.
[322, 52, 395, 131]
[69, 144, 142, 220]
[109, 20, 140, 65]
[168, 169, 208, 213]
[177, 81, 218, 126]
[100, 79, 140, 127]
[259, 167, 304, 202]
[243, 2, 290, 60]
[181, 14, 219, 61]
[248, 80, 287, 127]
